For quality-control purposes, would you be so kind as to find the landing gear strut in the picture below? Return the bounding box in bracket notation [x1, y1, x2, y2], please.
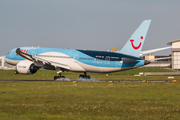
[54, 67, 65, 80]
[79, 72, 90, 79]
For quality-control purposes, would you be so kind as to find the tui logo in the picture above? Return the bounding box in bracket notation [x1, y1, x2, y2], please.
[130, 36, 143, 50]
[16, 49, 28, 56]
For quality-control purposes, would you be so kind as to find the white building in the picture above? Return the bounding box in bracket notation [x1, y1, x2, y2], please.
[142, 54, 171, 68]
[167, 39, 180, 70]
[0, 56, 15, 69]
[0, 56, 5, 67]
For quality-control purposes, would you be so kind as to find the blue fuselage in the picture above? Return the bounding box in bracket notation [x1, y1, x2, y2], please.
[5, 47, 146, 73]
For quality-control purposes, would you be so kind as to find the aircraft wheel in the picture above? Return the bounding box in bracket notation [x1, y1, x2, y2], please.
[87, 75, 90, 79]
[79, 74, 83, 79]
[84, 76, 87, 79]
[15, 70, 19, 74]
[54, 76, 58, 80]
[79, 74, 90, 79]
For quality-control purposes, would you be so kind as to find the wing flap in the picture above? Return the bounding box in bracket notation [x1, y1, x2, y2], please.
[50, 62, 71, 71]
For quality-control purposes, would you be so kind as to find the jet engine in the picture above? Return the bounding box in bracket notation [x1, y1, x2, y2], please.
[16, 61, 39, 74]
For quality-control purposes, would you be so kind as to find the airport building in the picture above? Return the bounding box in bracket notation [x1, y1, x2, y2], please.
[142, 54, 171, 68]
[167, 39, 180, 70]
[0, 56, 5, 67]
[0, 56, 14, 69]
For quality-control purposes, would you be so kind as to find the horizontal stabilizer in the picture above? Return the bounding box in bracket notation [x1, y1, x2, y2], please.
[140, 46, 172, 56]
[146, 57, 172, 62]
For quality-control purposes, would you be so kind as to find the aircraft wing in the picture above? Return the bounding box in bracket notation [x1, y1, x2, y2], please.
[16, 48, 71, 71]
[140, 46, 172, 56]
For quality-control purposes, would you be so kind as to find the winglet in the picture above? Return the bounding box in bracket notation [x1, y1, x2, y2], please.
[16, 48, 33, 61]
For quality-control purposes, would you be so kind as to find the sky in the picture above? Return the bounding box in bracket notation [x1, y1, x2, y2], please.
[1, 0, 180, 56]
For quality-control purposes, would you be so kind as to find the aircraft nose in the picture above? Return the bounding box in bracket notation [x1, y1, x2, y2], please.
[4, 57, 8, 63]
[5, 50, 12, 60]
[5, 52, 10, 61]
[5, 53, 9, 59]
[4, 56, 11, 64]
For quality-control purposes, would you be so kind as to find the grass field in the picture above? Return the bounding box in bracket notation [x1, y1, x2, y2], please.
[1, 68, 180, 119]
[0, 81, 180, 120]
[0, 68, 179, 80]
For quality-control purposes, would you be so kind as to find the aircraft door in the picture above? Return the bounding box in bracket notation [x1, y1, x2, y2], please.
[105, 56, 110, 65]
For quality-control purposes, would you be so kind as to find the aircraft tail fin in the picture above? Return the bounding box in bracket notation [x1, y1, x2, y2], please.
[118, 20, 151, 57]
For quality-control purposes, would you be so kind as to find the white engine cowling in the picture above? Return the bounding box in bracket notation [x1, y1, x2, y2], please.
[16, 61, 39, 74]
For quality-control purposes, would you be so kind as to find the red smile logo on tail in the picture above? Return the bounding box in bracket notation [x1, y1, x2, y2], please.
[130, 36, 143, 50]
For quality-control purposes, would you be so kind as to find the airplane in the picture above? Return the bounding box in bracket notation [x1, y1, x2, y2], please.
[5, 20, 154, 80]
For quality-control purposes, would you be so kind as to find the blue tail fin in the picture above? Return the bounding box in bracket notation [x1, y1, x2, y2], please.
[118, 20, 151, 57]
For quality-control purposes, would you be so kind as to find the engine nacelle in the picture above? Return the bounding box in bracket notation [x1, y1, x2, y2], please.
[16, 61, 39, 75]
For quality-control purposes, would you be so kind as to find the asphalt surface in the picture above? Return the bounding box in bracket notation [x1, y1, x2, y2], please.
[0, 79, 176, 82]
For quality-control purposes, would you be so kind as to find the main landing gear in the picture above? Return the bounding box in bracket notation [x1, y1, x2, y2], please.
[79, 72, 91, 79]
[54, 72, 91, 80]
[54, 67, 91, 80]
[54, 67, 66, 80]
[54, 73, 65, 80]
